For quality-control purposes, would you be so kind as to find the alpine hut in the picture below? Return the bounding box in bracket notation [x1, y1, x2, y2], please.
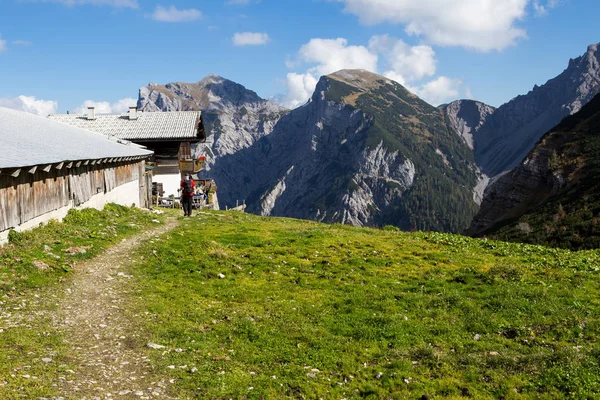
[0, 107, 153, 245]
[48, 107, 205, 197]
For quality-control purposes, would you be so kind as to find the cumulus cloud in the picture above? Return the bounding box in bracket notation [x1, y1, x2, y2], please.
[232, 32, 270, 46]
[278, 73, 319, 109]
[369, 35, 436, 81]
[151, 5, 202, 22]
[337, 0, 531, 51]
[299, 38, 379, 77]
[412, 76, 462, 106]
[29, 0, 138, 8]
[0, 96, 58, 116]
[74, 98, 137, 114]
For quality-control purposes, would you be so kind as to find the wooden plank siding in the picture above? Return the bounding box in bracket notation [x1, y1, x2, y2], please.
[0, 175, 19, 232]
[69, 167, 95, 206]
[0, 160, 146, 232]
[29, 169, 70, 222]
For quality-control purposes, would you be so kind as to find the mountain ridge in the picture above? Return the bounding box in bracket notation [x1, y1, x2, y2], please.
[467, 93, 600, 249]
[211, 69, 480, 232]
[136, 43, 600, 234]
[470, 43, 600, 176]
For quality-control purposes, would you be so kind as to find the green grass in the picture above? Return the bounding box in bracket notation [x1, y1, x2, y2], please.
[133, 211, 600, 399]
[0, 204, 165, 398]
[3, 207, 600, 398]
[0, 203, 164, 294]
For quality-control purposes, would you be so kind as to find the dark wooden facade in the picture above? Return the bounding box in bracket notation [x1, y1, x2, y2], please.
[0, 160, 148, 233]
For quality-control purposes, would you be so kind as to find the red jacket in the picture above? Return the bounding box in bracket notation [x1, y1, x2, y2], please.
[180, 179, 195, 197]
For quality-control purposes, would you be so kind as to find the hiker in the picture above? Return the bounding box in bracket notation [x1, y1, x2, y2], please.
[180, 174, 194, 217]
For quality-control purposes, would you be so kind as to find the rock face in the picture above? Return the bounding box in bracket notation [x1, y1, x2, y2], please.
[443, 100, 496, 150]
[214, 70, 480, 232]
[137, 74, 288, 165]
[471, 43, 600, 177]
[467, 93, 600, 249]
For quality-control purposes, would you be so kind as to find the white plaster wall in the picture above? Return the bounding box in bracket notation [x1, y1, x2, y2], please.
[0, 179, 141, 245]
[153, 173, 181, 198]
[79, 179, 140, 210]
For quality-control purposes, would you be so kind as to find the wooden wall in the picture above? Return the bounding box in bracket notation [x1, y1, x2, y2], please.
[0, 160, 145, 232]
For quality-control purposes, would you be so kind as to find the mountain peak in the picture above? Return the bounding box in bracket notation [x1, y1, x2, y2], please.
[326, 69, 393, 92]
[199, 73, 225, 86]
[138, 75, 288, 115]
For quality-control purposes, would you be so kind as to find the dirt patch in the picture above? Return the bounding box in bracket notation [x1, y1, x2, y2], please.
[52, 217, 179, 399]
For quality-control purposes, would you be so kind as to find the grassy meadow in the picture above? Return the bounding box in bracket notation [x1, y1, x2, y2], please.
[2, 207, 600, 398]
[133, 211, 600, 399]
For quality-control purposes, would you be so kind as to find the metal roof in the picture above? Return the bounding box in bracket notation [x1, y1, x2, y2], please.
[48, 110, 201, 141]
[0, 107, 152, 170]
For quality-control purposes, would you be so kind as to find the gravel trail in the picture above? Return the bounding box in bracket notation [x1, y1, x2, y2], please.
[52, 217, 179, 400]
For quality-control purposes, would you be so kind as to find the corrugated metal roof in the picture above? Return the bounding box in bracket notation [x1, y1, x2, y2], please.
[48, 110, 201, 141]
[0, 107, 153, 169]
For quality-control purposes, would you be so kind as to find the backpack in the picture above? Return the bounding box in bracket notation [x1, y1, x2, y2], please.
[182, 179, 194, 195]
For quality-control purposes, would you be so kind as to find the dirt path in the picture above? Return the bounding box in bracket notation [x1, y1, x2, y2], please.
[52, 216, 179, 399]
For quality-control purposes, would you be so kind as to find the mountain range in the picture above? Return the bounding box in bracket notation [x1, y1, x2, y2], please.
[444, 43, 600, 177]
[467, 93, 600, 250]
[137, 42, 600, 234]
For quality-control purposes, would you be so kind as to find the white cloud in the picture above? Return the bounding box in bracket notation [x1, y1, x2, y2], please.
[232, 32, 270, 46]
[533, 0, 559, 16]
[337, 0, 531, 51]
[369, 35, 436, 81]
[278, 73, 319, 109]
[13, 40, 32, 46]
[0, 36, 6, 53]
[226, 0, 250, 4]
[298, 38, 378, 77]
[152, 5, 202, 22]
[73, 98, 137, 114]
[0, 96, 58, 116]
[412, 76, 462, 106]
[465, 86, 474, 100]
[30, 0, 138, 8]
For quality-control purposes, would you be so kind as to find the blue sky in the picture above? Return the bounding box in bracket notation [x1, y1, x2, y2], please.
[0, 0, 598, 115]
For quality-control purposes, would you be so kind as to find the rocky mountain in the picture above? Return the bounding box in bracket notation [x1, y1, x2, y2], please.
[213, 70, 481, 232]
[137, 74, 288, 165]
[443, 100, 496, 150]
[444, 43, 600, 178]
[467, 93, 600, 250]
